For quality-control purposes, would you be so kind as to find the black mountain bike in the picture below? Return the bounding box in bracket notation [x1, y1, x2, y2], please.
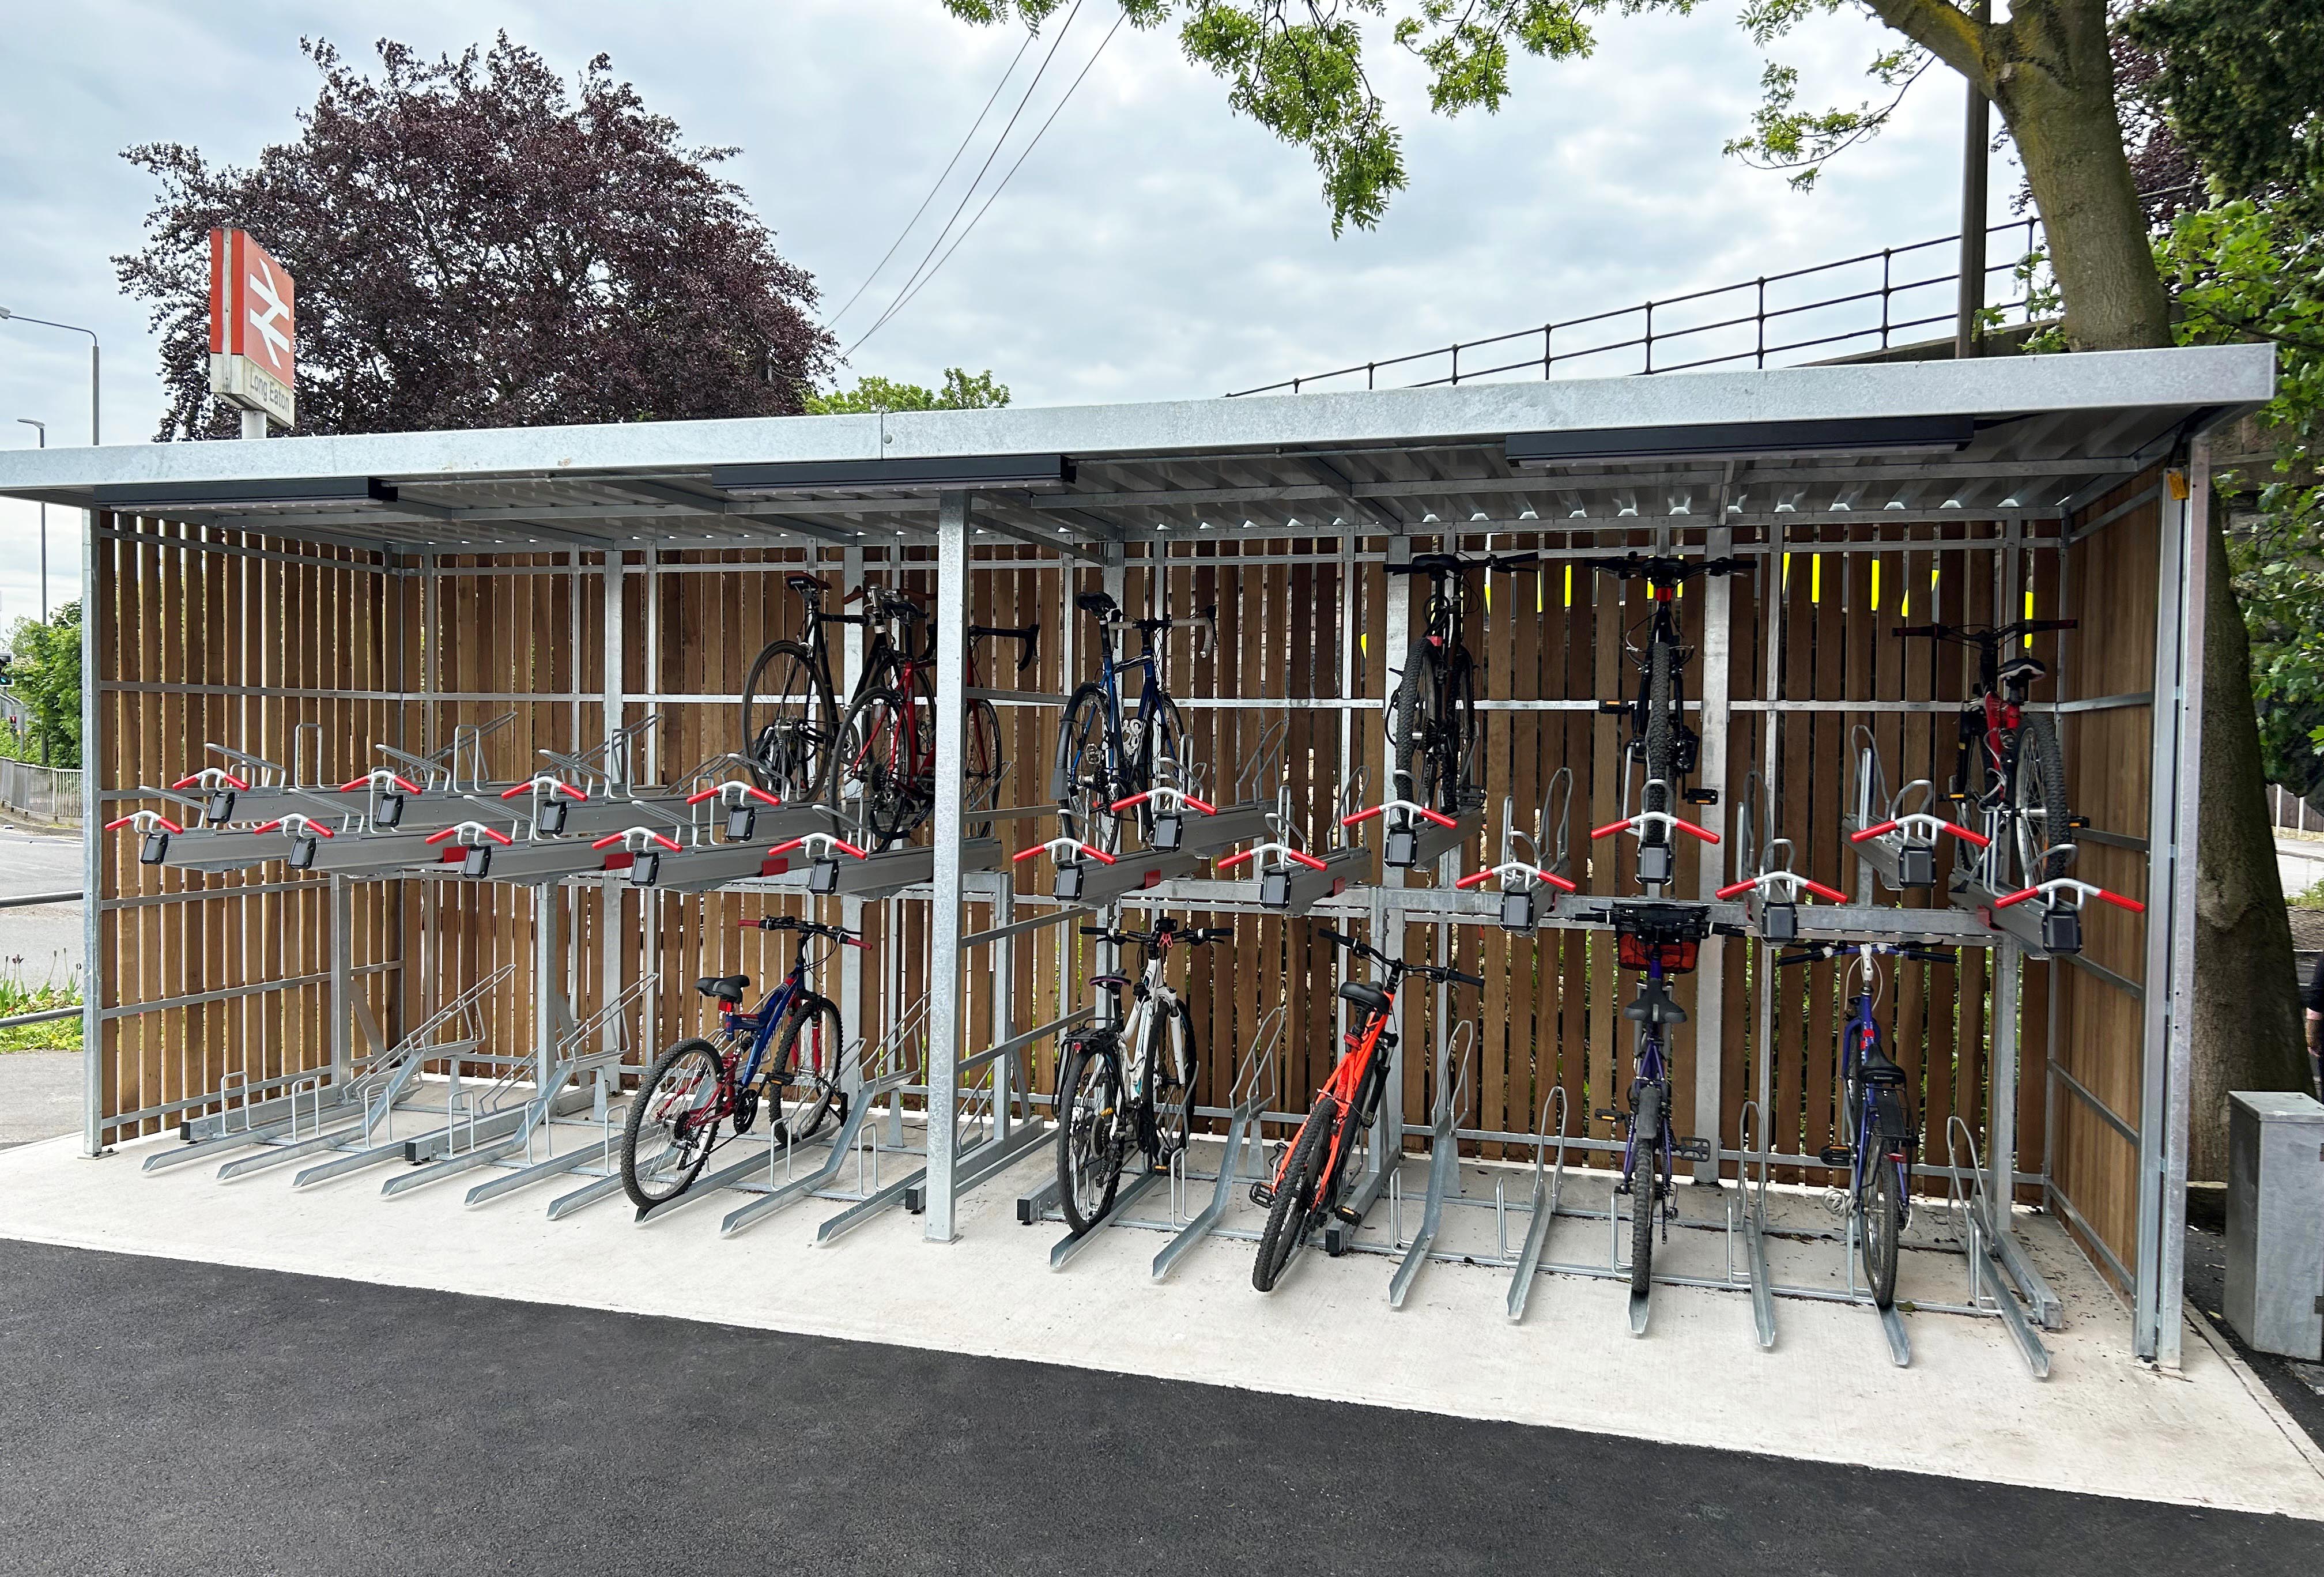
[1054, 591, 1212, 853]
[740, 576, 1035, 843]
[1893, 619, 2077, 889]
[1054, 916, 1229, 1235]
[1386, 552, 1536, 816]
[1587, 552, 1750, 891]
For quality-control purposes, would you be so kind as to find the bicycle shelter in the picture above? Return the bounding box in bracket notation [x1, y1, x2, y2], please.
[0, 341, 2269, 1372]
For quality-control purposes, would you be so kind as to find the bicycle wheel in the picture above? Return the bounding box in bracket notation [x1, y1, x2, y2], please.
[1056, 1040, 1125, 1235]
[964, 696, 1005, 839]
[832, 685, 927, 848]
[622, 1039, 726, 1210]
[1862, 1145, 1903, 1310]
[1140, 693, 1186, 833]
[1447, 652, 1480, 809]
[2011, 713, 2072, 887]
[769, 996, 847, 1146]
[1254, 1097, 1335, 1293]
[1054, 682, 1119, 856]
[1628, 1080, 1662, 1296]
[1150, 1000, 1197, 1164]
[1389, 646, 1446, 810]
[740, 642, 836, 802]
[1643, 640, 1677, 815]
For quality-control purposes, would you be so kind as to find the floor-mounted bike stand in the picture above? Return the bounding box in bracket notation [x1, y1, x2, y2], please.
[1946, 1116, 2053, 1379]
[1150, 1007, 1285, 1280]
[1386, 1021, 1474, 1308]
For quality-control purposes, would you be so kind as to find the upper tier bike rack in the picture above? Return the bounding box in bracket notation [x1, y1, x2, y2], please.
[1012, 833, 1202, 907]
[1458, 771, 1582, 934]
[1953, 861, 2144, 959]
[1342, 793, 1480, 872]
[1842, 729, 1990, 896]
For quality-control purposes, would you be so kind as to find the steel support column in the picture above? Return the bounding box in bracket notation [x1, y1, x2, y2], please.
[923, 492, 972, 1243]
[330, 874, 353, 1087]
[839, 544, 867, 1100]
[80, 507, 105, 1156]
[1692, 525, 1734, 1182]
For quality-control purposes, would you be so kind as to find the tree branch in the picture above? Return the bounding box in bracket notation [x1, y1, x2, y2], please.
[1859, 0, 1991, 88]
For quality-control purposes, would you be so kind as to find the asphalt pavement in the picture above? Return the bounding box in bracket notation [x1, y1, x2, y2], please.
[0, 1238, 2314, 1576]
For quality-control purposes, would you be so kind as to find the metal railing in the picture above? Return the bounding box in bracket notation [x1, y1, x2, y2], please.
[0, 757, 82, 824]
[1227, 218, 2046, 397]
[2272, 783, 2318, 839]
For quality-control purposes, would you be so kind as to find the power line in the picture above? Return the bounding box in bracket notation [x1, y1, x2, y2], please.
[845, 0, 1088, 360]
[823, 29, 1038, 333]
[851, 7, 1125, 357]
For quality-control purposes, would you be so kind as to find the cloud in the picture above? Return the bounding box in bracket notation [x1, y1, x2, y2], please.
[0, 0, 2025, 613]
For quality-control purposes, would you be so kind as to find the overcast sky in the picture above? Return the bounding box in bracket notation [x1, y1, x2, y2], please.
[0, 0, 2027, 625]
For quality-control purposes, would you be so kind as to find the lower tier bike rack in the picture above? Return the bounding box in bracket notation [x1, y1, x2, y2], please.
[1387, 1022, 1474, 1307]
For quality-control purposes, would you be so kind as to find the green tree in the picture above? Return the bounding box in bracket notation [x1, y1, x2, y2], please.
[803, 368, 1012, 414]
[948, 0, 2324, 1155]
[2, 603, 84, 769]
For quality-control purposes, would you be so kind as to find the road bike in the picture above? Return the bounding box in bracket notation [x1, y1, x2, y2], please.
[1386, 552, 1537, 817]
[1604, 900, 1713, 1297]
[1779, 940, 1955, 1308]
[1054, 916, 1231, 1235]
[1586, 552, 1750, 892]
[1054, 590, 1213, 853]
[1892, 619, 2077, 889]
[1249, 926, 1482, 1292]
[741, 576, 1036, 847]
[619, 915, 864, 1211]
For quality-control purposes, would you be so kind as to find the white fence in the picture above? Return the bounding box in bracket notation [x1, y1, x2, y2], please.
[0, 758, 81, 824]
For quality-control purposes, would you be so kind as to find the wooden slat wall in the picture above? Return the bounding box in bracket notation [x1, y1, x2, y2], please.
[92, 516, 2151, 1245]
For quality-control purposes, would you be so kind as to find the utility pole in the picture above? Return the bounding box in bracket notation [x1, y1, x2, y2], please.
[1955, 0, 1992, 361]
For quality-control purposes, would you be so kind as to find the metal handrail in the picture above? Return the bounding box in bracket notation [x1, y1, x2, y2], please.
[1228, 220, 2046, 398]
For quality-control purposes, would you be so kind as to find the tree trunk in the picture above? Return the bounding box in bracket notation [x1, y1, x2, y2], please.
[2189, 512, 2315, 1177]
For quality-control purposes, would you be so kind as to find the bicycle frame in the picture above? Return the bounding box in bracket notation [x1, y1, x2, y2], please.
[1623, 957, 1676, 1195]
[1270, 987, 1397, 1209]
[1088, 609, 1175, 784]
[1841, 981, 1913, 1225]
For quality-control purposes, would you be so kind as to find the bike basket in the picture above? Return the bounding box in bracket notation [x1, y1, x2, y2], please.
[1618, 933, 1699, 973]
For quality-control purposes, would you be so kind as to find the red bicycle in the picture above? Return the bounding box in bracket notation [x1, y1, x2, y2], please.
[1893, 619, 2076, 889]
[1248, 927, 1481, 1292]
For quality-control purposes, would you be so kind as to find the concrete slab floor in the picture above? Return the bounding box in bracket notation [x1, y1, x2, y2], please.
[0, 1122, 2318, 1524]
[0, 1050, 77, 1147]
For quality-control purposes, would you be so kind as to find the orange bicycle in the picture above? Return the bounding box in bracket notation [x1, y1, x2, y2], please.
[1249, 927, 1481, 1292]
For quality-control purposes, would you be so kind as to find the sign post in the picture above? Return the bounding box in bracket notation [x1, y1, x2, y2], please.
[208, 229, 296, 436]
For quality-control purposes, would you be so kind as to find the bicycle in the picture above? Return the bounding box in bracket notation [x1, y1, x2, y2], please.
[1385, 552, 1537, 817]
[1249, 926, 1482, 1292]
[1054, 916, 1231, 1235]
[1778, 940, 1955, 1309]
[1603, 900, 1713, 1297]
[1892, 619, 2077, 890]
[619, 915, 864, 1211]
[1584, 552, 1751, 891]
[1054, 590, 1213, 853]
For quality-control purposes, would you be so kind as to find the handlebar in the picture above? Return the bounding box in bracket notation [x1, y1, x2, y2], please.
[1385, 551, 1539, 577]
[1583, 552, 1752, 583]
[1849, 814, 1990, 849]
[968, 622, 1041, 675]
[1316, 927, 1484, 988]
[1076, 921, 1233, 949]
[1715, 872, 1846, 902]
[742, 916, 868, 947]
[1892, 618, 2077, 645]
[1775, 941, 1957, 967]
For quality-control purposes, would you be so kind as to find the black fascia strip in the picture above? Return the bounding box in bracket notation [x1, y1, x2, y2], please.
[1505, 416, 1976, 467]
[711, 454, 1074, 497]
[93, 476, 398, 511]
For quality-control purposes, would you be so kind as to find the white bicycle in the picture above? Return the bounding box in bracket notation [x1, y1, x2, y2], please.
[1054, 916, 1231, 1235]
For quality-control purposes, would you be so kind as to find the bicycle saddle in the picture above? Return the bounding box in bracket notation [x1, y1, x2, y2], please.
[1075, 592, 1117, 615]
[1858, 1042, 1909, 1086]
[785, 573, 823, 593]
[1091, 974, 1132, 991]
[1998, 653, 2048, 684]
[696, 974, 750, 1003]
[1337, 979, 1394, 1017]
[1623, 984, 1689, 1026]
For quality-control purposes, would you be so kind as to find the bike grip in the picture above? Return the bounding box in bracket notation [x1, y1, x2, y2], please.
[1902, 947, 1957, 963]
[1714, 877, 1755, 900]
[1452, 969, 1486, 988]
[1774, 951, 1820, 968]
[1891, 624, 1940, 638]
[2021, 618, 2078, 633]
[1316, 928, 1353, 947]
[1492, 552, 1540, 571]
[1076, 926, 1108, 937]
[1850, 820, 1899, 843]
[1020, 625, 1040, 673]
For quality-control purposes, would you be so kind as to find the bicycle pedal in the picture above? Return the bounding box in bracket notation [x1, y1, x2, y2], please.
[1672, 1135, 1713, 1163]
[1817, 1145, 1854, 1168]
[1594, 1107, 1626, 1124]
[1248, 1183, 1275, 1209]
[1332, 1205, 1365, 1228]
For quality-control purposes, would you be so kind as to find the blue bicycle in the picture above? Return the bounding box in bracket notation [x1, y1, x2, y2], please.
[1778, 940, 1953, 1308]
[1053, 591, 1213, 853]
[1608, 901, 1714, 1297]
[619, 916, 861, 1211]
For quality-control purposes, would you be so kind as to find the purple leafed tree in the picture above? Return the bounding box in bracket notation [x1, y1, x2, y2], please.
[115, 35, 836, 439]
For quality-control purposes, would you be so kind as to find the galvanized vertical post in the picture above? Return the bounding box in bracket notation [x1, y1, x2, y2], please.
[923, 491, 973, 1243]
[80, 506, 105, 1156]
[839, 545, 866, 1099]
[330, 873, 353, 1088]
[1989, 936, 2020, 1221]
[1692, 525, 1734, 1183]
[1376, 534, 1413, 1172]
[534, 882, 560, 1091]
[601, 550, 624, 1035]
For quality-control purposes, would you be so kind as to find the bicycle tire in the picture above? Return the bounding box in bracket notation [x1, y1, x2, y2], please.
[621, 1039, 725, 1210]
[1056, 1041, 1125, 1236]
[740, 641, 836, 801]
[1863, 1144, 1903, 1310]
[1644, 640, 1677, 818]
[1390, 647, 1445, 810]
[1254, 1097, 1335, 1293]
[1141, 692, 1187, 833]
[965, 696, 1005, 839]
[2012, 712, 2072, 886]
[1447, 652, 1480, 811]
[1152, 999, 1197, 1163]
[1629, 1080, 1662, 1297]
[1054, 682, 1118, 856]
[769, 996, 846, 1145]
[832, 684, 928, 848]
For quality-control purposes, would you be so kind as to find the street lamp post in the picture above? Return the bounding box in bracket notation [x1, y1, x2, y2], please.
[16, 418, 44, 621]
[0, 308, 99, 444]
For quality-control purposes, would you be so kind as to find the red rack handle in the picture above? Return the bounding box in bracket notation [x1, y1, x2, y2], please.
[254, 818, 334, 838]
[1109, 790, 1217, 815]
[591, 831, 681, 852]
[1283, 849, 1326, 870]
[684, 783, 784, 807]
[425, 825, 514, 846]
[1214, 849, 1252, 871]
[1673, 817, 1720, 845]
[1945, 823, 1992, 848]
[1589, 818, 1629, 841]
[1994, 884, 2144, 914]
[1455, 870, 1493, 890]
[1341, 804, 1458, 829]
[1848, 820, 1898, 843]
[1010, 844, 1045, 863]
[770, 836, 869, 861]
[173, 771, 248, 791]
[503, 780, 588, 801]
[1802, 877, 1847, 902]
[105, 814, 182, 834]
[1714, 878, 1755, 900]
[342, 772, 422, 794]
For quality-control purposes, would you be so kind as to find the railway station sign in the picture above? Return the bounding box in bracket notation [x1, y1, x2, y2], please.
[208, 228, 296, 427]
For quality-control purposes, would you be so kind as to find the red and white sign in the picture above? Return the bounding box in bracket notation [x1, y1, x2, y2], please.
[208, 228, 297, 427]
